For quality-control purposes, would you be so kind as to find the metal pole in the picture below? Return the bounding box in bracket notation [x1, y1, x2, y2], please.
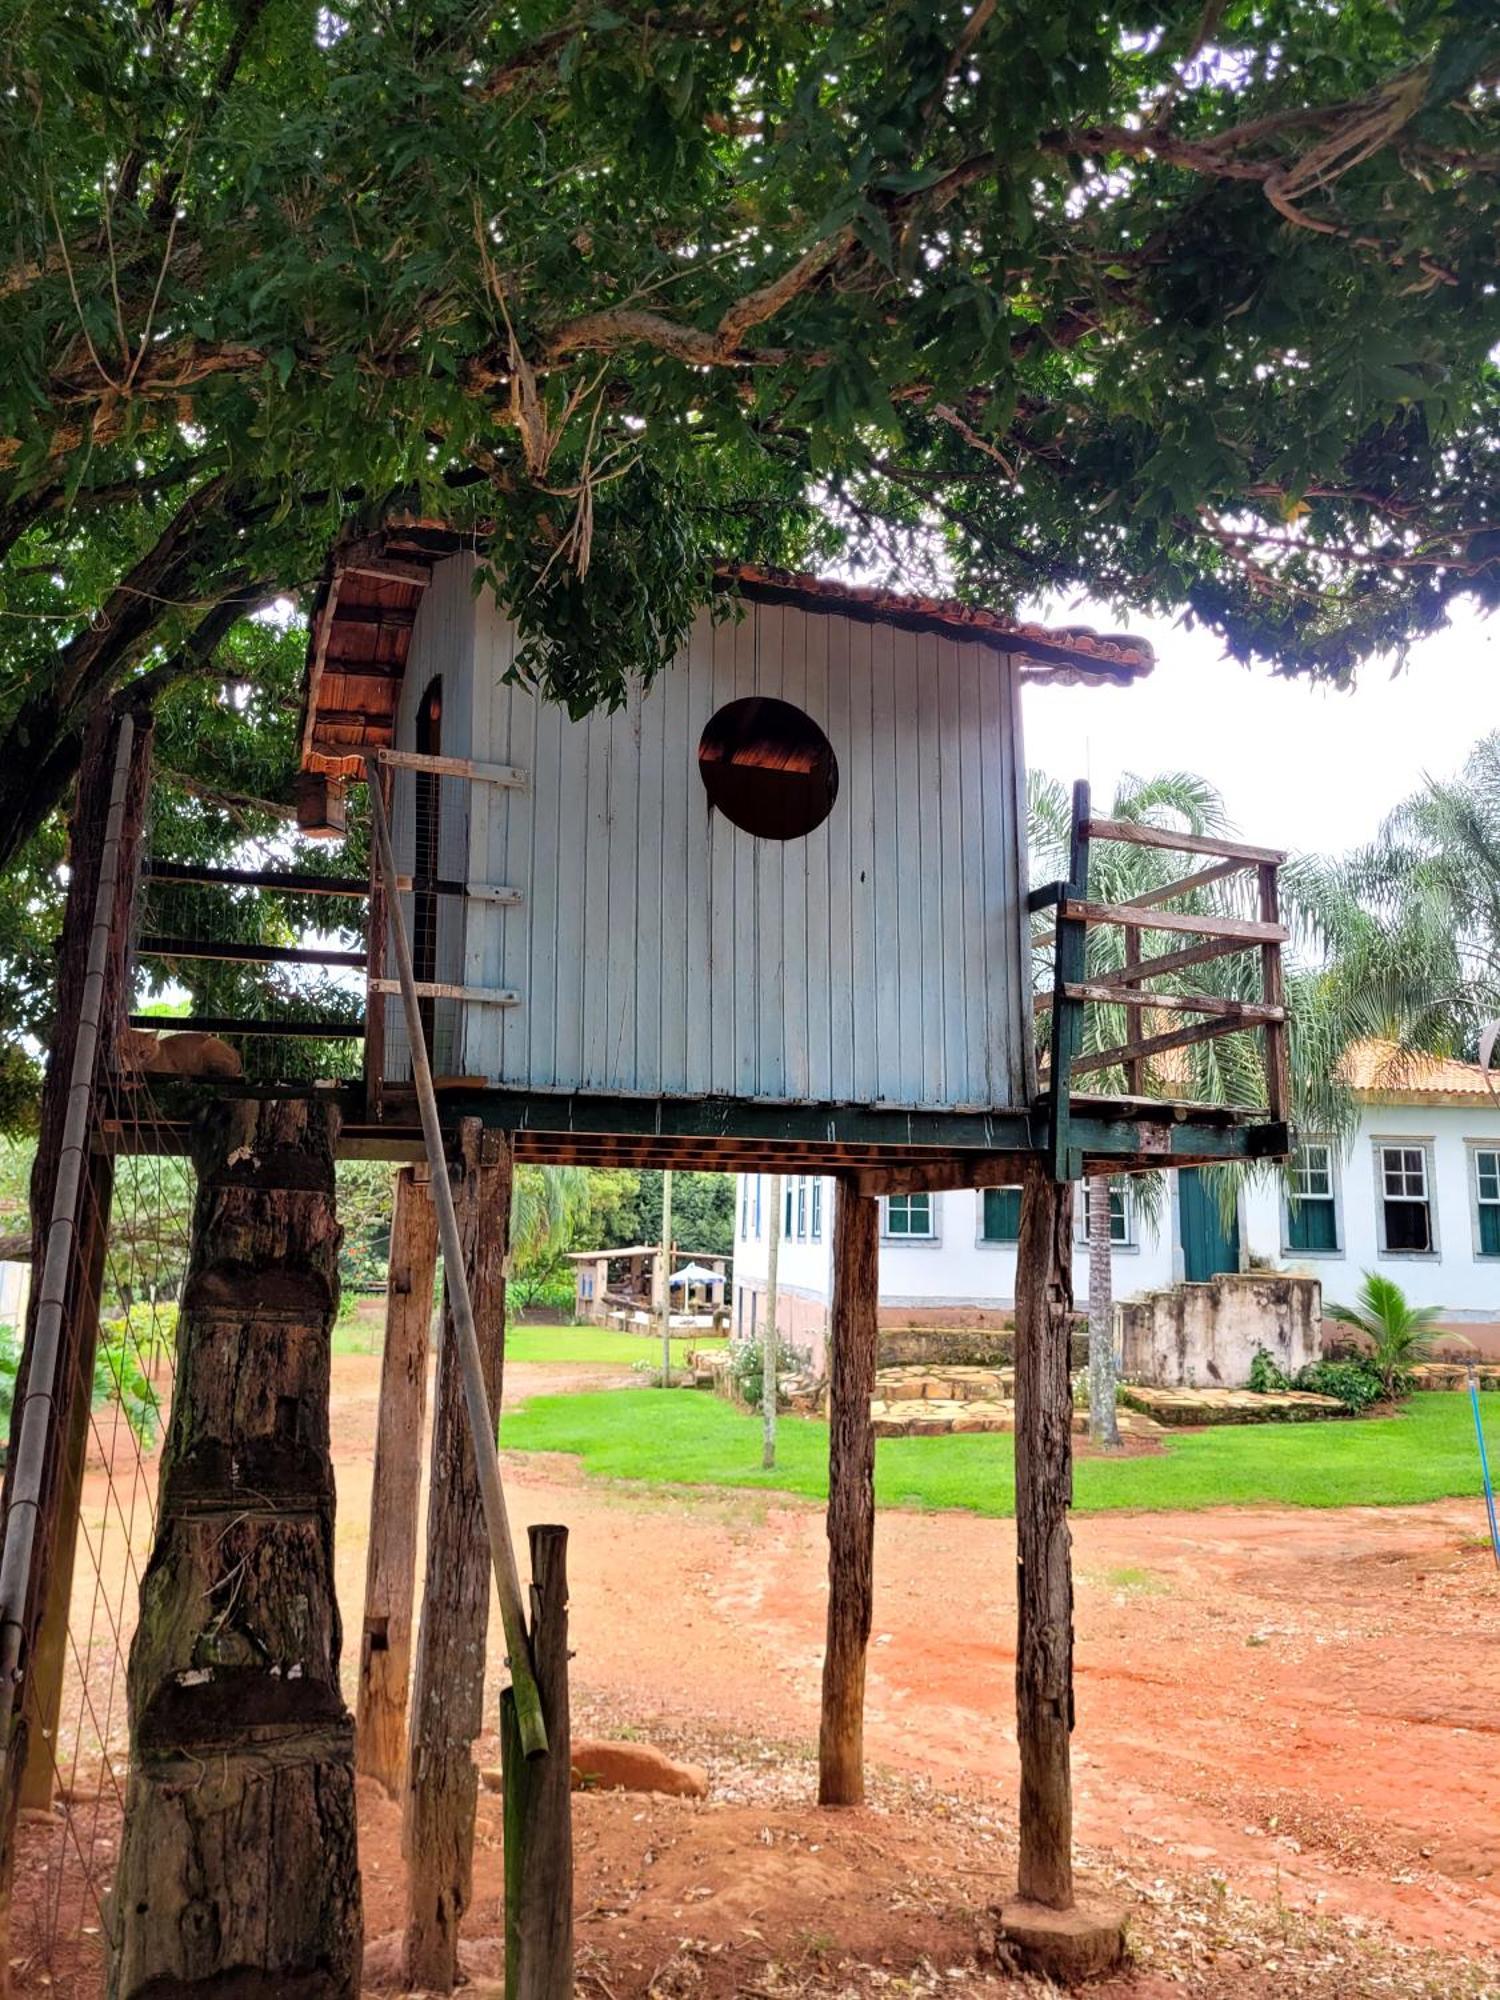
[659, 1168, 674, 1388]
[0, 715, 135, 1744]
[1469, 1364, 1500, 1571]
[365, 758, 548, 1758]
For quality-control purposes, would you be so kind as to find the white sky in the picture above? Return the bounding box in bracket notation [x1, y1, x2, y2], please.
[1021, 599, 1498, 860]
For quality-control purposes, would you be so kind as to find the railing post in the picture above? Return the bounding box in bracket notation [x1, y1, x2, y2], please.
[1047, 781, 1091, 1182]
[1258, 861, 1290, 1123]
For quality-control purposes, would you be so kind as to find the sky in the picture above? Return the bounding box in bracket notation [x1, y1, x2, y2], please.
[1022, 599, 1498, 861]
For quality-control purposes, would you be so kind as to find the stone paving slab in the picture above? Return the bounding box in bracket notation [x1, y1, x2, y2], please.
[1118, 1384, 1347, 1426]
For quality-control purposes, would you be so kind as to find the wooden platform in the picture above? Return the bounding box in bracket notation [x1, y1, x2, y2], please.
[1118, 1385, 1348, 1426]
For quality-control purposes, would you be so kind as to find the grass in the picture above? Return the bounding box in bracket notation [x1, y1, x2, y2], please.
[500, 1388, 1500, 1517]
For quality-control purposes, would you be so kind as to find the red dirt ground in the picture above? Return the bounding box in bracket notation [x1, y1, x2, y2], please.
[11, 1347, 1500, 1996]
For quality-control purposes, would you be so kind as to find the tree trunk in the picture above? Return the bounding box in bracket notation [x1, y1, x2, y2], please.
[356, 1166, 439, 1796]
[502, 1523, 573, 2000]
[818, 1178, 878, 1808]
[110, 1097, 361, 1999]
[403, 1122, 512, 1994]
[1086, 1177, 1120, 1449]
[659, 1168, 674, 1386]
[762, 1173, 782, 1469]
[0, 708, 150, 1984]
[1013, 1162, 1077, 1911]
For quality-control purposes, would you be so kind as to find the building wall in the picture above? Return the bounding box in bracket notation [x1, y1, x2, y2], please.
[391, 553, 1034, 1110]
[732, 1096, 1500, 1357]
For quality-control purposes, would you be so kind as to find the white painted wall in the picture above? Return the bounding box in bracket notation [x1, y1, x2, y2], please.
[387, 554, 1034, 1109]
[733, 1096, 1500, 1328]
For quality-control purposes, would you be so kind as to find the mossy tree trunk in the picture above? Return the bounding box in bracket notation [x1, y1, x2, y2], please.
[109, 1097, 361, 2000]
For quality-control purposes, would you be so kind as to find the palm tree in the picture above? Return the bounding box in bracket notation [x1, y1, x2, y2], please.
[1325, 1273, 1442, 1402]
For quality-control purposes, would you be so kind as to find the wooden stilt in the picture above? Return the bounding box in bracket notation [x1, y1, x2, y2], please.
[110, 1097, 361, 1999]
[403, 1119, 511, 1994]
[1012, 1160, 1076, 1909]
[357, 1165, 439, 1796]
[18, 1151, 114, 1811]
[502, 1523, 574, 2000]
[1002, 1162, 1126, 1981]
[818, 1176, 878, 1808]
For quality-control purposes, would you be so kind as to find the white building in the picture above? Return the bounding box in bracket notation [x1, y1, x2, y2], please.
[732, 1041, 1500, 1366]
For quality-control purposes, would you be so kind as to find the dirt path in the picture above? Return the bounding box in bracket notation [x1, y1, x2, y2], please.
[19, 1352, 1500, 1995]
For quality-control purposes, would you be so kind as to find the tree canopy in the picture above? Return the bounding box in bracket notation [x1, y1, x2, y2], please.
[1, 0, 1496, 885]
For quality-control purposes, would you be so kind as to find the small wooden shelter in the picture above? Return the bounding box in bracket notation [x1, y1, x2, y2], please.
[0, 522, 1293, 1994]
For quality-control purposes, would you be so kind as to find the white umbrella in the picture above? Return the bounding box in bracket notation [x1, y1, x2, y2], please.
[669, 1262, 722, 1286]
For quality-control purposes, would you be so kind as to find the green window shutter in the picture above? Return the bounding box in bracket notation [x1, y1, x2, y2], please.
[982, 1186, 1022, 1242]
[1287, 1199, 1338, 1253]
[1480, 1204, 1500, 1256]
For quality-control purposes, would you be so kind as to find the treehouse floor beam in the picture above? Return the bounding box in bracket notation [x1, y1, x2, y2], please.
[999, 1162, 1124, 1984]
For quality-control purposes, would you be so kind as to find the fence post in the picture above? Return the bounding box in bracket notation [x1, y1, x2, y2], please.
[503, 1524, 574, 2000]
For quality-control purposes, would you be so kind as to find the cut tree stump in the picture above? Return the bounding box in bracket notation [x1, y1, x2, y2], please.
[110, 1096, 361, 2000]
[819, 1177, 878, 1808]
[403, 1121, 512, 1994]
[502, 1523, 573, 2000]
[357, 1165, 439, 1796]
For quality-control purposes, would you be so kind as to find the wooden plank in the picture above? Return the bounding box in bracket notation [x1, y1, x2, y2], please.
[300, 570, 343, 771]
[1071, 1011, 1265, 1081]
[502, 1525, 573, 2000]
[1013, 1162, 1076, 1910]
[1119, 856, 1246, 911]
[1063, 900, 1288, 944]
[127, 1012, 363, 1039]
[1046, 783, 1090, 1179]
[356, 1168, 439, 1796]
[1060, 983, 1285, 1022]
[370, 979, 519, 1005]
[849, 1154, 1033, 1196]
[1121, 930, 1145, 1096]
[819, 1179, 878, 1807]
[137, 935, 367, 969]
[1085, 817, 1285, 866]
[1259, 862, 1291, 1123]
[403, 1126, 511, 1991]
[377, 748, 527, 787]
[144, 860, 368, 896]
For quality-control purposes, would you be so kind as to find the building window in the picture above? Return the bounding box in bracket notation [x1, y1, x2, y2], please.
[1081, 1180, 1132, 1247]
[740, 1176, 751, 1238]
[980, 1186, 1022, 1243]
[784, 1180, 794, 1237]
[1376, 1143, 1435, 1254]
[884, 1193, 935, 1239]
[1474, 1148, 1500, 1257]
[1286, 1142, 1340, 1254]
[753, 1176, 762, 1238]
[811, 1178, 823, 1241]
[796, 1176, 808, 1240]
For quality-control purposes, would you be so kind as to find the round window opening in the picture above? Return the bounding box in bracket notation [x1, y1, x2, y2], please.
[697, 696, 839, 841]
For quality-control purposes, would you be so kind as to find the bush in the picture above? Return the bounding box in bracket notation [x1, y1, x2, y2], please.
[1248, 1347, 1289, 1394]
[509, 1270, 576, 1318]
[1293, 1357, 1385, 1414]
[726, 1329, 799, 1409]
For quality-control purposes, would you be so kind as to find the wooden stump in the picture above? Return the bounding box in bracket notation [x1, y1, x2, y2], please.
[110, 1097, 361, 1999]
[1013, 1162, 1077, 1911]
[502, 1524, 573, 2000]
[819, 1178, 878, 1808]
[403, 1122, 512, 1993]
[356, 1166, 439, 1796]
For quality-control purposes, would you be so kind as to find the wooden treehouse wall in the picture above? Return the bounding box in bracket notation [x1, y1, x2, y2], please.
[379, 555, 1034, 1112]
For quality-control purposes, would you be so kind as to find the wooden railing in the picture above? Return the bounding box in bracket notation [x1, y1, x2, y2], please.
[1032, 781, 1289, 1178]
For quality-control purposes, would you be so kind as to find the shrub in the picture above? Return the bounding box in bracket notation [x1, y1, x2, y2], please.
[1248, 1347, 1290, 1394]
[726, 1329, 799, 1409]
[509, 1270, 576, 1318]
[1325, 1273, 1440, 1402]
[1293, 1357, 1384, 1414]
[94, 1322, 163, 1448]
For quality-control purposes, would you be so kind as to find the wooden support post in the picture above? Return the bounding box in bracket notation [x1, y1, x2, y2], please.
[111, 1098, 361, 1999]
[762, 1172, 782, 1469]
[1000, 1163, 1124, 1982]
[357, 1165, 439, 1796]
[18, 1151, 114, 1811]
[1047, 783, 1091, 1182]
[1259, 862, 1290, 1123]
[403, 1119, 512, 1994]
[502, 1523, 574, 2000]
[818, 1177, 878, 1808]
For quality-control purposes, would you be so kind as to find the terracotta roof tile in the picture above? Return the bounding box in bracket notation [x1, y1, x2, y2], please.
[1338, 1038, 1500, 1102]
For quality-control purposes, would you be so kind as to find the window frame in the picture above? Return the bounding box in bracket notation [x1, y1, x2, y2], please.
[1076, 1178, 1136, 1251]
[1468, 1140, 1500, 1260]
[811, 1177, 823, 1242]
[1282, 1139, 1344, 1259]
[882, 1192, 938, 1242]
[796, 1176, 808, 1241]
[1371, 1137, 1439, 1258]
[977, 1184, 1023, 1246]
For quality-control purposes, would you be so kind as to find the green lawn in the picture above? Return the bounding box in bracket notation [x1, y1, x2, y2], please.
[500, 1388, 1500, 1517]
[334, 1312, 715, 1369]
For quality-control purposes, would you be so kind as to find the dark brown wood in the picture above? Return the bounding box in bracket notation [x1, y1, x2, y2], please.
[1034, 932, 1257, 1011]
[1120, 931, 1146, 1097]
[1083, 817, 1286, 866]
[1117, 855, 1247, 909]
[1013, 1162, 1077, 1911]
[0, 708, 151, 1974]
[144, 859, 369, 895]
[1259, 862, 1291, 1123]
[18, 1151, 113, 1811]
[110, 1097, 361, 1998]
[819, 1179, 879, 1808]
[403, 1120, 512, 1993]
[503, 1524, 574, 2000]
[365, 761, 392, 1118]
[1063, 898, 1287, 944]
[1070, 1010, 1265, 1081]
[1060, 982, 1285, 1021]
[137, 934, 367, 968]
[356, 1167, 439, 1797]
[127, 1012, 365, 1039]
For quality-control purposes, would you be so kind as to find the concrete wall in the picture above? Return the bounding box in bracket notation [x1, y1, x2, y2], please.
[1116, 1273, 1322, 1389]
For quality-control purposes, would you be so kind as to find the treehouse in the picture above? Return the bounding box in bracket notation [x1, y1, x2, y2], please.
[0, 517, 1297, 1998]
